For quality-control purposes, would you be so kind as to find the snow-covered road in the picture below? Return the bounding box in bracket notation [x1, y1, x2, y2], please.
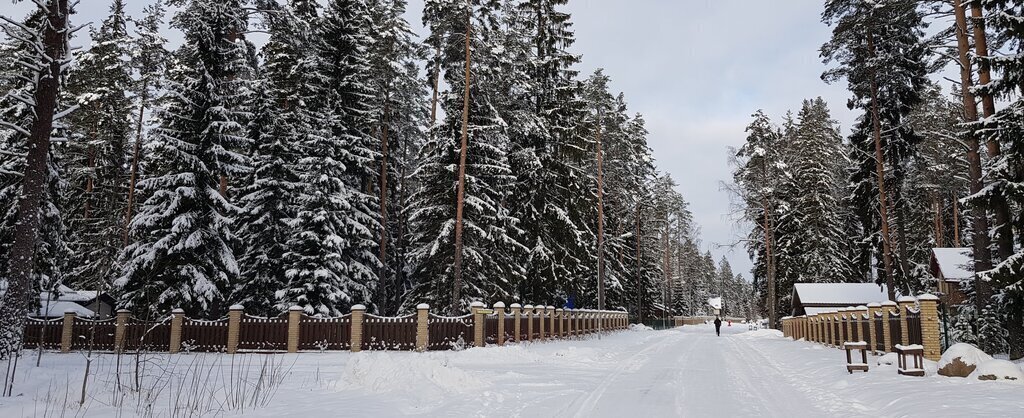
[2, 324, 1021, 417]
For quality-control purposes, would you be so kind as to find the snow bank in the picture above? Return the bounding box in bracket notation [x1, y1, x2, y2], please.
[736, 329, 783, 339]
[877, 353, 897, 366]
[628, 323, 653, 332]
[337, 352, 487, 396]
[968, 359, 1024, 383]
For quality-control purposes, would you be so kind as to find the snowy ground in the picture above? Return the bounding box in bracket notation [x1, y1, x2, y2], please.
[1, 324, 1021, 417]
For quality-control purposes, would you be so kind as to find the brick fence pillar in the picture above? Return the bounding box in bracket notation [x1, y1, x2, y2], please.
[350, 304, 366, 352]
[169, 308, 184, 354]
[547, 306, 556, 338]
[843, 307, 854, 346]
[227, 304, 243, 354]
[494, 302, 506, 346]
[857, 306, 869, 344]
[538, 306, 547, 341]
[287, 305, 303, 353]
[917, 294, 941, 361]
[881, 300, 896, 352]
[61, 310, 75, 353]
[416, 304, 430, 352]
[823, 314, 831, 346]
[114, 309, 130, 352]
[471, 301, 485, 348]
[525, 305, 534, 342]
[555, 308, 564, 338]
[867, 303, 880, 352]
[511, 304, 522, 343]
[898, 296, 916, 347]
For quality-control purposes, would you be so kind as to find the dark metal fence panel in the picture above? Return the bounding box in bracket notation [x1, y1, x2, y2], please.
[840, 316, 848, 343]
[299, 315, 351, 351]
[484, 315, 499, 345]
[530, 316, 541, 339]
[71, 318, 116, 351]
[181, 318, 229, 352]
[874, 312, 885, 351]
[906, 308, 922, 346]
[503, 315, 516, 343]
[888, 311, 902, 351]
[833, 321, 840, 345]
[23, 318, 62, 349]
[363, 314, 417, 351]
[239, 314, 289, 351]
[123, 319, 171, 351]
[428, 314, 473, 350]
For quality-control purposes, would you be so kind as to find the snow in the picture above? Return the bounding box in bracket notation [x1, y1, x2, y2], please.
[792, 283, 890, 306]
[930, 248, 973, 280]
[32, 301, 95, 318]
[939, 343, 992, 369]
[2, 325, 1022, 416]
[707, 297, 722, 310]
[968, 359, 1024, 383]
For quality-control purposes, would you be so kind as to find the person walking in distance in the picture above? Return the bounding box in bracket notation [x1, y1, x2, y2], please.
[714, 316, 722, 336]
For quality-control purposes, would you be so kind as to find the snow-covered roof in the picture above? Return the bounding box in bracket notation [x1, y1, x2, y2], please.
[32, 301, 95, 318]
[930, 248, 973, 281]
[792, 283, 889, 307]
[39, 285, 102, 303]
[707, 297, 722, 310]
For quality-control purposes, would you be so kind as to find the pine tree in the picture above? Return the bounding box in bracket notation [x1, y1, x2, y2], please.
[822, 0, 930, 299]
[63, 0, 133, 290]
[115, 0, 252, 317]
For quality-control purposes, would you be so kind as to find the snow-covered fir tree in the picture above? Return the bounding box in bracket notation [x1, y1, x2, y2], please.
[115, 0, 252, 317]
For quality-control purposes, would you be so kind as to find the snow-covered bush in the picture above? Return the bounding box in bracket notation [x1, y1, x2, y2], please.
[968, 359, 1024, 383]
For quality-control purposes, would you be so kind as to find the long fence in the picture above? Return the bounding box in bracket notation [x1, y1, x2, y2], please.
[780, 294, 941, 361]
[23, 302, 629, 354]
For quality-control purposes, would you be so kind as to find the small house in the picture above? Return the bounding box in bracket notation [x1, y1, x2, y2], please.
[790, 283, 890, 317]
[32, 285, 116, 319]
[929, 248, 973, 307]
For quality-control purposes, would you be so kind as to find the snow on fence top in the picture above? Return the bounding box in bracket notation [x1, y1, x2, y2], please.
[929, 247, 973, 281]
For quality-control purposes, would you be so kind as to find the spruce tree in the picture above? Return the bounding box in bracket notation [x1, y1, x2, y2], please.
[115, 0, 252, 317]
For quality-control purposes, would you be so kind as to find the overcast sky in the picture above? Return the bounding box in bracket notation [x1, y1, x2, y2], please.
[11, 0, 876, 280]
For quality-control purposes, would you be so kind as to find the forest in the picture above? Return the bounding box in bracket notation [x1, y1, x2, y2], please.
[730, 0, 1023, 358]
[0, 0, 757, 357]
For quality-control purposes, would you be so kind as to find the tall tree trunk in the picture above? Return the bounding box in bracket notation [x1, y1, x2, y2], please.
[953, 0, 995, 314]
[763, 198, 776, 328]
[0, 0, 70, 358]
[952, 192, 962, 247]
[378, 101, 390, 314]
[969, 3, 1014, 262]
[932, 192, 943, 247]
[595, 112, 605, 312]
[124, 80, 148, 245]
[635, 202, 643, 323]
[867, 34, 897, 301]
[429, 45, 441, 137]
[451, 3, 472, 311]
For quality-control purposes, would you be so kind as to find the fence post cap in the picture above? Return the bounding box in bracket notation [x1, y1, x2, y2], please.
[897, 296, 917, 303]
[882, 300, 898, 306]
[867, 302, 881, 308]
[917, 294, 939, 301]
[555, 308, 563, 313]
[856, 305, 868, 311]
[524, 304, 534, 309]
[229, 304, 244, 311]
[416, 303, 430, 310]
[172, 308, 185, 314]
[510, 303, 522, 309]
[288, 305, 304, 311]
[469, 301, 485, 308]
[117, 309, 131, 314]
[493, 302, 505, 308]
[546, 305, 555, 310]
[351, 304, 367, 311]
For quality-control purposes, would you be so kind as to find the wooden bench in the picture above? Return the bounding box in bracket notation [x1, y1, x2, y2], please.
[843, 341, 869, 373]
[895, 344, 925, 377]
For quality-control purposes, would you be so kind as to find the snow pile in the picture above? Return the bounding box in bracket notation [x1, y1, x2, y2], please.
[877, 353, 897, 366]
[628, 323, 653, 332]
[337, 352, 487, 396]
[736, 329, 783, 339]
[938, 343, 992, 377]
[968, 359, 1024, 383]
